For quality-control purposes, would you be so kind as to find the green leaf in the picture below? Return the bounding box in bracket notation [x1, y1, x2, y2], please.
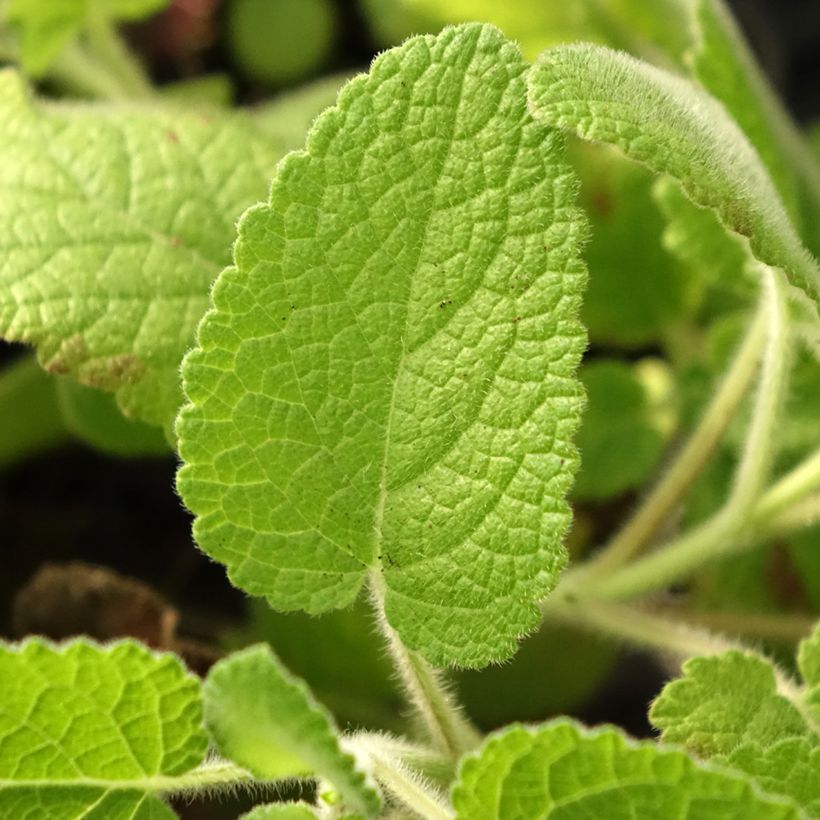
[686, 0, 820, 259]
[56, 378, 170, 456]
[5, 0, 167, 76]
[0, 71, 282, 432]
[575, 145, 698, 348]
[176, 23, 587, 667]
[798, 623, 820, 689]
[573, 359, 666, 500]
[649, 652, 809, 757]
[650, 647, 820, 815]
[451, 718, 801, 819]
[239, 598, 405, 733]
[240, 805, 320, 820]
[0, 638, 208, 820]
[203, 644, 381, 817]
[527, 44, 820, 314]
[0, 354, 68, 468]
[726, 739, 820, 818]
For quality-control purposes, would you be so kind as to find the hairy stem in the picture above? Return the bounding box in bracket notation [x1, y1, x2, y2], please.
[545, 597, 805, 705]
[651, 606, 816, 643]
[578, 295, 768, 577]
[369, 575, 480, 761]
[347, 733, 454, 820]
[567, 268, 791, 601]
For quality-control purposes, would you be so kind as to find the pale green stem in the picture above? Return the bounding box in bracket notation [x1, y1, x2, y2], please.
[757, 446, 820, 520]
[725, 267, 790, 511]
[577, 296, 768, 578]
[347, 733, 454, 820]
[546, 597, 807, 708]
[49, 41, 141, 101]
[0, 760, 255, 795]
[369, 575, 480, 761]
[652, 606, 816, 643]
[567, 268, 790, 602]
[84, 8, 153, 99]
[766, 492, 820, 536]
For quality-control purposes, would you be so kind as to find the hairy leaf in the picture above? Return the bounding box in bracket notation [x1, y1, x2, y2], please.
[177, 23, 587, 667]
[527, 44, 820, 313]
[451, 718, 800, 819]
[687, 0, 820, 258]
[0, 71, 281, 432]
[203, 644, 380, 817]
[649, 651, 809, 756]
[0, 638, 207, 819]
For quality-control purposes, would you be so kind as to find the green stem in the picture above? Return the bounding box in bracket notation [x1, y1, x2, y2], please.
[725, 267, 790, 511]
[766, 492, 820, 536]
[757, 446, 820, 520]
[49, 41, 140, 101]
[578, 296, 768, 577]
[369, 575, 480, 761]
[0, 761, 256, 796]
[546, 597, 804, 704]
[84, 8, 153, 99]
[565, 268, 791, 602]
[651, 606, 816, 643]
[347, 733, 454, 820]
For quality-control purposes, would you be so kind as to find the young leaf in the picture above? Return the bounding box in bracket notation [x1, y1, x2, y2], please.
[5, 0, 167, 76]
[649, 652, 809, 757]
[203, 644, 381, 817]
[526, 44, 820, 313]
[176, 23, 587, 668]
[573, 359, 666, 500]
[0, 71, 282, 432]
[0, 638, 208, 819]
[650, 645, 820, 815]
[451, 718, 800, 819]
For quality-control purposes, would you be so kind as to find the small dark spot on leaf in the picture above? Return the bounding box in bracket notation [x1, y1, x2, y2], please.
[166, 130, 179, 144]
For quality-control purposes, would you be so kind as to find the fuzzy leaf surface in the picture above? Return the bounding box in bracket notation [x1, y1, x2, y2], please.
[649, 651, 810, 756]
[527, 44, 820, 312]
[240, 806, 320, 820]
[203, 644, 380, 817]
[451, 718, 800, 819]
[0, 638, 207, 819]
[650, 647, 820, 815]
[0, 70, 282, 431]
[177, 23, 586, 667]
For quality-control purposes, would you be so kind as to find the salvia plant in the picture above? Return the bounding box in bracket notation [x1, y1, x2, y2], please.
[0, 0, 818, 817]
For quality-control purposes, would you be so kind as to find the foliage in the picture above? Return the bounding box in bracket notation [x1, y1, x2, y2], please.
[0, 1, 819, 817]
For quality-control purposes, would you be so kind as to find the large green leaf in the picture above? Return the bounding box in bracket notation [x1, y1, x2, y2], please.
[203, 644, 381, 817]
[451, 718, 801, 819]
[176, 23, 587, 668]
[527, 44, 820, 315]
[0, 638, 208, 819]
[0, 71, 281, 432]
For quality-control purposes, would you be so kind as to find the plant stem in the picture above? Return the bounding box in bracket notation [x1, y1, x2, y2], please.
[369, 575, 480, 761]
[546, 597, 805, 704]
[725, 267, 790, 511]
[567, 268, 790, 602]
[84, 9, 154, 100]
[757, 446, 820, 520]
[651, 606, 816, 643]
[578, 295, 768, 577]
[347, 733, 454, 820]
